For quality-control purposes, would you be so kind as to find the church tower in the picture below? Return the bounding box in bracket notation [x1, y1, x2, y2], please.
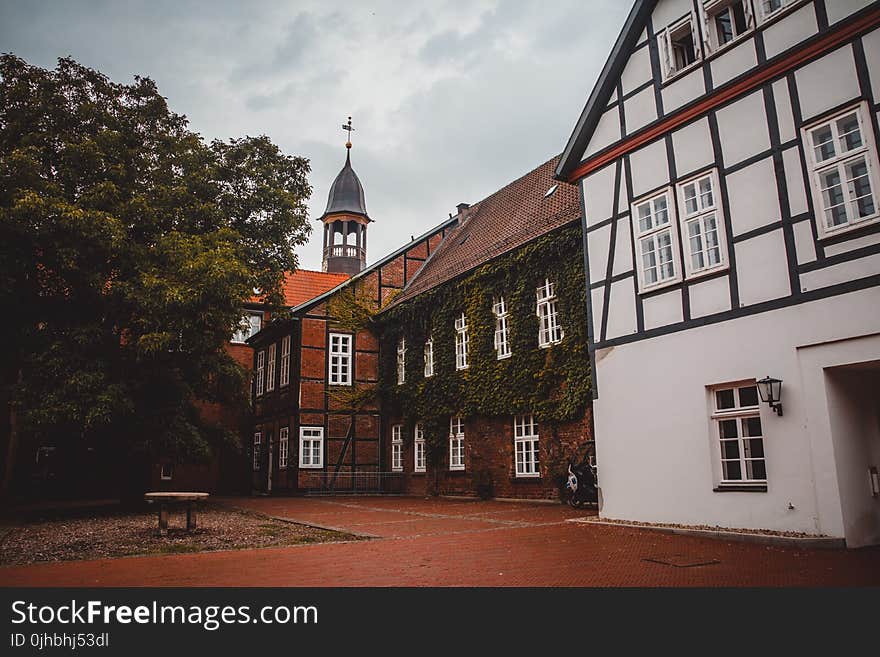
[320, 117, 371, 275]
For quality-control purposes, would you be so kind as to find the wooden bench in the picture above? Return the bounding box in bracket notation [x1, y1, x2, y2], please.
[144, 492, 209, 536]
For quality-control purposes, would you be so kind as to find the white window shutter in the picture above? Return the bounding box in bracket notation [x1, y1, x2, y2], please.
[744, 0, 755, 28]
[661, 29, 672, 77]
[696, 8, 709, 57]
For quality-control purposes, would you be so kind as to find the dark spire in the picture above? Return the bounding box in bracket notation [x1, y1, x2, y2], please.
[320, 117, 370, 221]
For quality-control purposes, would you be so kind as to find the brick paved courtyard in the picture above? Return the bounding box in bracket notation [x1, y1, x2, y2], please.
[1, 497, 878, 587]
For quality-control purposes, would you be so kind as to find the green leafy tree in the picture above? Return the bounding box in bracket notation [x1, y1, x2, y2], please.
[0, 55, 312, 495]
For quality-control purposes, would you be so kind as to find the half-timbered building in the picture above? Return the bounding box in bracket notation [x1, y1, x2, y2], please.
[557, 0, 880, 546]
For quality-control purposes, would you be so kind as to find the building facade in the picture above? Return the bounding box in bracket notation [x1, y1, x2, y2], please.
[557, 0, 880, 546]
[247, 152, 595, 499]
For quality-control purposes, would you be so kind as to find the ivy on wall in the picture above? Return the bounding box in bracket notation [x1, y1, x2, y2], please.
[374, 222, 591, 459]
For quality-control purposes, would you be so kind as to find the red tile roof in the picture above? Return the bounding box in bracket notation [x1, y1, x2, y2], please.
[281, 269, 350, 306]
[385, 155, 580, 309]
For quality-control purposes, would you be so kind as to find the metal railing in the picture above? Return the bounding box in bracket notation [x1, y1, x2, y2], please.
[300, 470, 406, 495]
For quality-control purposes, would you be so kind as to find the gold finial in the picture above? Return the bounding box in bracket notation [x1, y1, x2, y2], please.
[342, 116, 354, 149]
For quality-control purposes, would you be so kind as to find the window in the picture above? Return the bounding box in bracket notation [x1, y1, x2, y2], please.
[414, 422, 426, 473]
[280, 335, 291, 387]
[677, 170, 728, 277]
[424, 338, 434, 378]
[804, 103, 880, 236]
[279, 427, 289, 468]
[391, 425, 403, 472]
[329, 333, 353, 386]
[756, 0, 801, 22]
[454, 314, 469, 370]
[397, 336, 406, 384]
[701, 0, 754, 53]
[712, 383, 766, 485]
[266, 343, 276, 392]
[449, 416, 465, 471]
[632, 189, 680, 291]
[160, 463, 173, 481]
[514, 415, 539, 478]
[253, 432, 261, 471]
[299, 427, 324, 469]
[493, 296, 512, 359]
[660, 15, 701, 80]
[536, 280, 563, 347]
[232, 311, 262, 344]
[255, 350, 265, 396]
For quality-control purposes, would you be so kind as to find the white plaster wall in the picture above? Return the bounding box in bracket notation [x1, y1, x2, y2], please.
[726, 157, 781, 236]
[605, 277, 638, 339]
[585, 107, 622, 158]
[710, 38, 757, 87]
[593, 286, 880, 537]
[612, 217, 634, 277]
[652, 0, 694, 31]
[735, 229, 792, 305]
[688, 274, 731, 318]
[588, 224, 611, 284]
[800, 251, 880, 292]
[826, 0, 875, 25]
[583, 164, 617, 228]
[643, 288, 683, 330]
[862, 27, 880, 101]
[620, 45, 653, 95]
[661, 68, 705, 113]
[762, 2, 819, 60]
[772, 79, 796, 143]
[716, 90, 771, 167]
[792, 219, 817, 265]
[782, 146, 808, 216]
[795, 45, 860, 121]
[624, 86, 658, 134]
[629, 139, 669, 197]
[823, 231, 880, 257]
[672, 117, 714, 177]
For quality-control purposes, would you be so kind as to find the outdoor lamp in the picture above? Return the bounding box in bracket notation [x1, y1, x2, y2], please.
[756, 376, 783, 416]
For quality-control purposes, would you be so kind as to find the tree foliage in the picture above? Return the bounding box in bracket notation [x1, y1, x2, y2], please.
[0, 55, 312, 467]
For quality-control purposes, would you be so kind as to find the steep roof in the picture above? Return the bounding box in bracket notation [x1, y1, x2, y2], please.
[320, 149, 370, 221]
[555, 0, 654, 181]
[384, 154, 581, 310]
[280, 269, 350, 306]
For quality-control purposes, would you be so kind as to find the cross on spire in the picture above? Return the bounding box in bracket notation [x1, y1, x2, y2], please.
[342, 116, 354, 149]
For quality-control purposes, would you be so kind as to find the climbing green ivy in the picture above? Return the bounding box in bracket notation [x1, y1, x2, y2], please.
[375, 222, 591, 459]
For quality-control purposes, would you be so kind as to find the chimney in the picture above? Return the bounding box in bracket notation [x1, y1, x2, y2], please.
[456, 203, 470, 214]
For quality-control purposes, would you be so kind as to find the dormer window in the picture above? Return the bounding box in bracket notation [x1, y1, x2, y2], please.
[701, 0, 754, 54]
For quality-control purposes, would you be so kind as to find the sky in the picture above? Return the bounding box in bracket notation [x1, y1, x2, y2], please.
[0, 0, 631, 271]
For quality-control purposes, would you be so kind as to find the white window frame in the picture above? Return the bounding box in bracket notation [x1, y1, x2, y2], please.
[803, 102, 880, 239]
[513, 415, 540, 478]
[676, 169, 729, 279]
[232, 311, 263, 344]
[279, 427, 289, 468]
[160, 463, 173, 481]
[449, 416, 465, 471]
[711, 382, 767, 485]
[299, 427, 324, 469]
[660, 13, 702, 82]
[632, 188, 682, 293]
[266, 343, 276, 392]
[280, 335, 291, 387]
[699, 0, 755, 55]
[493, 296, 512, 359]
[755, 0, 805, 24]
[391, 424, 403, 472]
[454, 314, 469, 370]
[255, 350, 265, 396]
[253, 432, 261, 471]
[424, 337, 434, 378]
[536, 280, 563, 348]
[414, 422, 426, 473]
[397, 336, 407, 384]
[329, 333, 353, 386]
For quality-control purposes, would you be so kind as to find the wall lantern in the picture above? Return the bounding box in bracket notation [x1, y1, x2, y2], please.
[756, 376, 783, 416]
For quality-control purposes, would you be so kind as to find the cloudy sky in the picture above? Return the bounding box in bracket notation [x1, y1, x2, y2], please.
[0, 0, 631, 271]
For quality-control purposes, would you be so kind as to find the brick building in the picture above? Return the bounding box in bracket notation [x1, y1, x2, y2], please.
[247, 144, 594, 500]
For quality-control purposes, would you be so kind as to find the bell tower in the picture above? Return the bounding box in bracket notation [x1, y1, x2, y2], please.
[320, 117, 371, 275]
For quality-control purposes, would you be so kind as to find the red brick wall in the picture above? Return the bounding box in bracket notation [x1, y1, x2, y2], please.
[385, 412, 592, 500]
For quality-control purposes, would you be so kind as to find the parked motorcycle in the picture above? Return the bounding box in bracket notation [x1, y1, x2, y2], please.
[565, 446, 598, 508]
